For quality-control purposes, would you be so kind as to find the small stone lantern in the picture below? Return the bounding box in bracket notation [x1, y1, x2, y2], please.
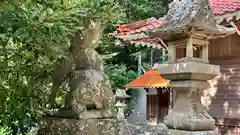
[115, 89, 131, 119]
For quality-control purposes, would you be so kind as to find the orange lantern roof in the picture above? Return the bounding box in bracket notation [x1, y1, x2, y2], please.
[124, 69, 169, 89]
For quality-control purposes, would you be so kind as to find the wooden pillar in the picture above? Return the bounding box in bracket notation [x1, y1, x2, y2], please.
[169, 88, 172, 112]
[169, 88, 174, 112]
[146, 88, 158, 125]
[156, 88, 160, 123]
[145, 88, 149, 122]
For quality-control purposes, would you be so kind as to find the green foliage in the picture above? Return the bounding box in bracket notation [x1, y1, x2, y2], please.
[0, 0, 125, 134]
[0, 126, 39, 135]
[105, 64, 138, 91]
[98, 0, 167, 73]
[119, 0, 167, 21]
[0, 0, 168, 134]
[0, 127, 11, 135]
[99, 0, 168, 117]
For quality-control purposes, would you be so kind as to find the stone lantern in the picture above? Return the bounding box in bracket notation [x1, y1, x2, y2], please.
[115, 89, 130, 119]
[148, 0, 235, 134]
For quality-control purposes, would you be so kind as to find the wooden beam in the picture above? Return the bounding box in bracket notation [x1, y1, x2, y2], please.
[192, 38, 209, 46]
[168, 39, 187, 47]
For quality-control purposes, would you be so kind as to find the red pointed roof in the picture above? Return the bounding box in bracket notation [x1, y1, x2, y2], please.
[124, 69, 169, 89]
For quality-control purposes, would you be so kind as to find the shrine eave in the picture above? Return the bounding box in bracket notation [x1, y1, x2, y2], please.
[211, 0, 240, 23]
[111, 17, 167, 49]
[146, 21, 236, 41]
[112, 0, 240, 48]
[215, 10, 240, 23]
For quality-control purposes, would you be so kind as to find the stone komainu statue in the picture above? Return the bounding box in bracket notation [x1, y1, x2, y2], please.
[49, 21, 116, 118]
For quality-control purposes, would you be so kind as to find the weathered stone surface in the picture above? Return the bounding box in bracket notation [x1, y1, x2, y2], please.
[169, 129, 219, 135]
[155, 58, 218, 131]
[165, 110, 215, 131]
[74, 49, 104, 71]
[38, 117, 127, 135]
[146, 0, 235, 39]
[49, 21, 103, 106]
[164, 84, 215, 131]
[173, 57, 209, 64]
[38, 118, 171, 135]
[44, 20, 131, 135]
[153, 60, 220, 81]
[169, 80, 211, 90]
[123, 123, 170, 135]
[64, 69, 116, 118]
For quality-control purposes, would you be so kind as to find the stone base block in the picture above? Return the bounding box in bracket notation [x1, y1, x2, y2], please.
[164, 111, 215, 131]
[47, 107, 117, 120]
[169, 129, 219, 135]
[123, 123, 169, 135]
[37, 117, 127, 135]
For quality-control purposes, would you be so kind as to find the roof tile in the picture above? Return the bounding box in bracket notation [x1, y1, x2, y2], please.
[113, 0, 240, 48]
[211, 0, 240, 15]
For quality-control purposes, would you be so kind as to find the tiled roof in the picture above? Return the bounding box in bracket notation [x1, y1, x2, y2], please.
[124, 69, 169, 88]
[211, 0, 240, 16]
[117, 17, 166, 36]
[114, 18, 166, 49]
[113, 0, 240, 48]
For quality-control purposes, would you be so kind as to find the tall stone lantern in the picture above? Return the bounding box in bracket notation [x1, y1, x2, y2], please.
[115, 89, 130, 119]
[148, 0, 236, 134]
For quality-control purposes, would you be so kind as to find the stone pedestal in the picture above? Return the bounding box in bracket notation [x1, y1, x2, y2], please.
[38, 117, 127, 135]
[39, 69, 121, 135]
[116, 102, 127, 119]
[164, 80, 215, 131]
[169, 129, 219, 135]
[38, 117, 171, 135]
[123, 123, 170, 135]
[115, 89, 130, 119]
[154, 58, 220, 134]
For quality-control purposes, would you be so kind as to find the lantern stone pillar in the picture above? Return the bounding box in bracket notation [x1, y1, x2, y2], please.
[154, 36, 220, 135]
[115, 89, 130, 119]
[168, 43, 176, 62]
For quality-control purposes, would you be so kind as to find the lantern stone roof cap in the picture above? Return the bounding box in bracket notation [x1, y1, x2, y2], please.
[115, 89, 131, 99]
[146, 0, 236, 41]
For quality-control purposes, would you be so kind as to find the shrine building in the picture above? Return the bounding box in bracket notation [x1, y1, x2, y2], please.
[113, 0, 240, 134]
